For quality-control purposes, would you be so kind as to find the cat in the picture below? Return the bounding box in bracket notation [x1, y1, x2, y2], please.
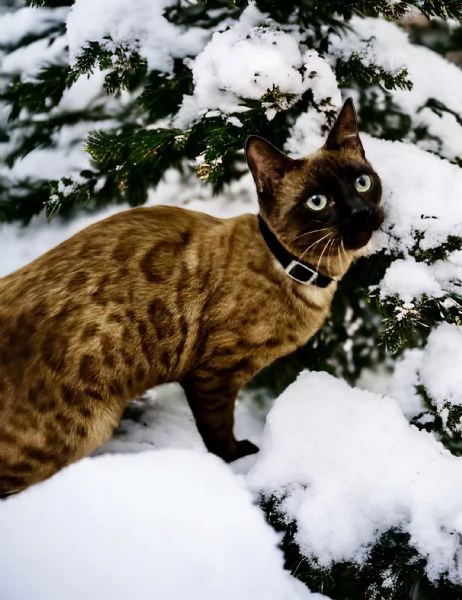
[0, 98, 383, 496]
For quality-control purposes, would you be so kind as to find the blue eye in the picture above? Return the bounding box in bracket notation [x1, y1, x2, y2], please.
[305, 194, 328, 211]
[355, 174, 372, 192]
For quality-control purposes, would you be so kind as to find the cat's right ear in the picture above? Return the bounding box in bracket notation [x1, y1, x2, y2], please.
[324, 98, 365, 156]
[246, 136, 294, 196]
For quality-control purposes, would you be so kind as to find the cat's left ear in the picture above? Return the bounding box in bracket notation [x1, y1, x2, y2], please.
[246, 136, 294, 196]
[324, 98, 365, 156]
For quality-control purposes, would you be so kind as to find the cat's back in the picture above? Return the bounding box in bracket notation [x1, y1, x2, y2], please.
[0, 206, 220, 298]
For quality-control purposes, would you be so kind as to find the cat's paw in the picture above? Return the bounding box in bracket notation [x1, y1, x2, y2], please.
[229, 439, 259, 462]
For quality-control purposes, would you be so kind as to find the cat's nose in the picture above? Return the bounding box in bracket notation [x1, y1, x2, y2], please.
[347, 198, 370, 219]
[344, 201, 371, 228]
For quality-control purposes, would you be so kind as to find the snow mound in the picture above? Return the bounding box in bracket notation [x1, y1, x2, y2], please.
[248, 371, 462, 583]
[0, 449, 318, 600]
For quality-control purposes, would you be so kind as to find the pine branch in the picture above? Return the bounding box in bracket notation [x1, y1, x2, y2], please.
[378, 293, 462, 354]
[336, 56, 412, 91]
[68, 39, 148, 95]
[0, 22, 65, 54]
[1, 64, 71, 121]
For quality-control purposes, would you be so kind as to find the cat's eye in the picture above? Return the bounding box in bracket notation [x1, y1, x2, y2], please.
[355, 174, 372, 193]
[305, 194, 328, 211]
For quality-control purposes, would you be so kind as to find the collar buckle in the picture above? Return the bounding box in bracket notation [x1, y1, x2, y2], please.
[285, 260, 318, 285]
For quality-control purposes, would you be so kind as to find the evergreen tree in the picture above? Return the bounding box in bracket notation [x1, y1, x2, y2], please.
[1, 1, 462, 598]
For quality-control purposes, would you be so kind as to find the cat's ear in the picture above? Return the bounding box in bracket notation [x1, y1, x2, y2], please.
[246, 136, 294, 196]
[325, 98, 365, 156]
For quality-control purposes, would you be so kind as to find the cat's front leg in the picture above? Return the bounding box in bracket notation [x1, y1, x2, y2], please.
[181, 374, 259, 463]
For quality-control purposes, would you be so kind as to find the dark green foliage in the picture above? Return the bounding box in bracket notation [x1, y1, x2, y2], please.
[335, 56, 412, 91]
[1, 64, 69, 120]
[68, 39, 148, 94]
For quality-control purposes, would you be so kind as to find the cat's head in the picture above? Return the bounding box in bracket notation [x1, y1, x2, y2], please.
[246, 98, 383, 279]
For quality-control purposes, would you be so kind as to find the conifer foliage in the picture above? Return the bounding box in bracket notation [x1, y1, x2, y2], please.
[2, 1, 462, 598]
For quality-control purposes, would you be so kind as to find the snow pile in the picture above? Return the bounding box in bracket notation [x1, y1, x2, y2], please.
[0, 449, 322, 600]
[66, 0, 209, 72]
[366, 137, 462, 258]
[248, 370, 462, 583]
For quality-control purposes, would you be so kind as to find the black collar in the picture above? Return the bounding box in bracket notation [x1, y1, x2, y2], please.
[257, 215, 333, 288]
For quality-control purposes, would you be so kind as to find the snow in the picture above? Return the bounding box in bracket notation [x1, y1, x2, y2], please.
[387, 348, 424, 419]
[329, 17, 462, 161]
[247, 370, 462, 583]
[0, 6, 68, 47]
[420, 324, 462, 410]
[176, 6, 339, 127]
[388, 324, 462, 435]
[0, 449, 318, 600]
[1, 35, 67, 75]
[379, 257, 443, 302]
[66, 0, 210, 72]
[97, 383, 266, 464]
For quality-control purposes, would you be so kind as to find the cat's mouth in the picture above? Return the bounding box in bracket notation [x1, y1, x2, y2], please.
[343, 230, 374, 250]
[342, 208, 384, 250]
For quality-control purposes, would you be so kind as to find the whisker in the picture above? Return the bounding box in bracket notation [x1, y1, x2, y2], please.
[298, 231, 333, 263]
[337, 241, 345, 273]
[326, 238, 335, 276]
[316, 236, 333, 276]
[341, 239, 348, 264]
[289, 227, 331, 244]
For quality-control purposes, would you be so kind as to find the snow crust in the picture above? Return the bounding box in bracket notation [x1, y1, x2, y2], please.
[0, 449, 317, 600]
[248, 371, 462, 583]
